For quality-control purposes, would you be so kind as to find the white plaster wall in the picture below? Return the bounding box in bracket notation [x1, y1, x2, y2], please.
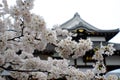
[106, 55, 120, 65]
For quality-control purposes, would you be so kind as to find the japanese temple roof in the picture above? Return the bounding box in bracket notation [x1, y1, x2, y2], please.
[61, 12, 119, 32]
[69, 24, 119, 33]
[60, 12, 120, 41]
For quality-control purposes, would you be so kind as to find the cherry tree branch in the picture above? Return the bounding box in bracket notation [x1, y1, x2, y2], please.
[0, 66, 48, 72]
[7, 20, 25, 41]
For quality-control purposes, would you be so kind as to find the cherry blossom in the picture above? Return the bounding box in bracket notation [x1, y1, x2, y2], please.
[107, 75, 118, 80]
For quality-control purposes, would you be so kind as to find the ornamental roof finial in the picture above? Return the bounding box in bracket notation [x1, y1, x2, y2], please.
[74, 12, 80, 17]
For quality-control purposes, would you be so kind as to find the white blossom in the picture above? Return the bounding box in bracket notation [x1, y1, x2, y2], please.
[0, 20, 5, 32]
[20, 51, 34, 59]
[27, 14, 46, 32]
[66, 67, 87, 80]
[37, 59, 52, 71]
[100, 43, 115, 56]
[31, 72, 47, 80]
[0, 54, 5, 65]
[2, 0, 9, 13]
[0, 40, 6, 53]
[4, 49, 17, 62]
[55, 37, 77, 58]
[9, 6, 20, 18]
[107, 75, 118, 80]
[23, 58, 40, 69]
[16, 0, 34, 10]
[92, 50, 104, 61]
[20, 34, 35, 53]
[73, 38, 93, 58]
[40, 29, 57, 45]
[93, 61, 106, 74]
[85, 70, 95, 79]
[34, 40, 47, 51]
[53, 25, 69, 37]
[11, 72, 29, 80]
[22, 10, 31, 23]
[0, 76, 5, 80]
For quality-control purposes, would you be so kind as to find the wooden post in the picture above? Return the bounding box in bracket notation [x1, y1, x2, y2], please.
[74, 59, 77, 67]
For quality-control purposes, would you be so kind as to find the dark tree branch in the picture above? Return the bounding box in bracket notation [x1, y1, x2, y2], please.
[0, 18, 25, 42]
[34, 33, 41, 41]
[7, 20, 25, 41]
[0, 66, 47, 72]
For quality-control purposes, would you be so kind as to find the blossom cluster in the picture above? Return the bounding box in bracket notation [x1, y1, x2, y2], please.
[56, 37, 93, 59]
[92, 43, 117, 79]
[73, 38, 93, 58]
[100, 44, 116, 56]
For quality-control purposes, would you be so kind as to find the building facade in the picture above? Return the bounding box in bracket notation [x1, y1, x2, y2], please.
[59, 12, 120, 72]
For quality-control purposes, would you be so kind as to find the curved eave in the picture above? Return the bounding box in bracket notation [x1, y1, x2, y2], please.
[69, 26, 119, 33]
[96, 28, 120, 33]
[96, 28, 119, 41]
[105, 30, 119, 41]
[69, 27, 119, 42]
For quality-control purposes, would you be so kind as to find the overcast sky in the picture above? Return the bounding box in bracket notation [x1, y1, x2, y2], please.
[4, 0, 120, 43]
[32, 0, 120, 43]
[32, 0, 120, 29]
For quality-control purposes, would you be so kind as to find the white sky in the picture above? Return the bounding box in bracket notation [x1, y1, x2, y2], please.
[32, 0, 120, 43]
[3, 0, 120, 43]
[33, 0, 120, 29]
